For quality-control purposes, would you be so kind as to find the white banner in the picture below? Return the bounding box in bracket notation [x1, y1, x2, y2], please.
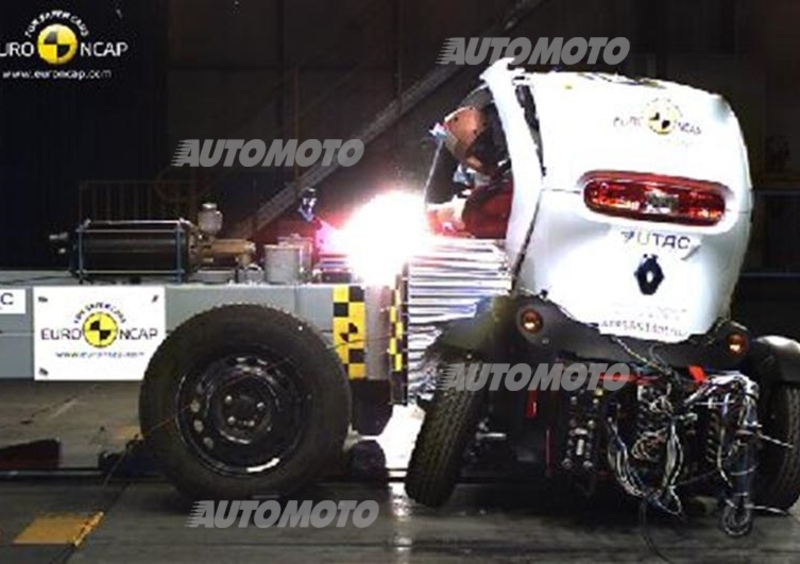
[34, 286, 166, 381]
[0, 289, 26, 314]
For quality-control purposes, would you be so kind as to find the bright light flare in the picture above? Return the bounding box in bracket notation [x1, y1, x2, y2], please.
[339, 191, 431, 285]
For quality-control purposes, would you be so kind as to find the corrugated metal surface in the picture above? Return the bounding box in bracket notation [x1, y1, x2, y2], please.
[406, 237, 511, 388]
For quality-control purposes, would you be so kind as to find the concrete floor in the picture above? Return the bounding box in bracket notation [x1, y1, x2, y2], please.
[0, 381, 141, 468]
[1, 381, 800, 563]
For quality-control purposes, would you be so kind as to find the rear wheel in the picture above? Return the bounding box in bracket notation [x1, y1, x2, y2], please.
[405, 360, 485, 507]
[140, 304, 350, 500]
[756, 384, 800, 510]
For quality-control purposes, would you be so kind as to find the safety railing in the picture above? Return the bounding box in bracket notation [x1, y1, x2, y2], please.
[232, 0, 550, 238]
[78, 179, 201, 222]
[76, 0, 392, 225]
[78, 0, 544, 230]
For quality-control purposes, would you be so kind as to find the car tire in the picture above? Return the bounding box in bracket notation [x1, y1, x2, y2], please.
[405, 361, 485, 507]
[756, 384, 800, 510]
[140, 304, 351, 500]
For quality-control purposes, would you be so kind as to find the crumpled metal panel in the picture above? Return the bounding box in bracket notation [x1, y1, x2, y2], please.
[407, 237, 511, 390]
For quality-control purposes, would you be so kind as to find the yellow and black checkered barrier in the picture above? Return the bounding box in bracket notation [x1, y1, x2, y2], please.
[388, 284, 406, 376]
[332, 279, 407, 382]
[332, 285, 366, 379]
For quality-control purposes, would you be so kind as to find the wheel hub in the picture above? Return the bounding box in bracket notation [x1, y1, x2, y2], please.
[176, 353, 308, 475]
[215, 379, 274, 438]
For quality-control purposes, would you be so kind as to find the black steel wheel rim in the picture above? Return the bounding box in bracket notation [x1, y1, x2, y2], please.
[175, 350, 309, 476]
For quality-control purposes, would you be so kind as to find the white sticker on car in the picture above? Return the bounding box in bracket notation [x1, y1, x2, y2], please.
[610, 227, 700, 259]
[598, 302, 692, 343]
[33, 286, 166, 381]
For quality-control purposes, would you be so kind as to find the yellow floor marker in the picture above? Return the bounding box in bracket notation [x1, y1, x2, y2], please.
[14, 512, 104, 547]
[113, 425, 141, 443]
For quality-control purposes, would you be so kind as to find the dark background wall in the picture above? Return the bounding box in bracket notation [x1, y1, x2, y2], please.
[169, 0, 800, 280]
[0, 0, 168, 267]
[1, 0, 800, 319]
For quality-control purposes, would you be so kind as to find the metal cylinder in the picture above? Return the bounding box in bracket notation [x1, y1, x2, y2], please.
[198, 202, 223, 237]
[278, 236, 313, 280]
[263, 244, 303, 284]
[74, 220, 195, 279]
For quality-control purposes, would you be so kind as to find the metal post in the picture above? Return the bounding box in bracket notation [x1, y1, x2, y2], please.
[133, 182, 139, 220]
[394, 0, 404, 110]
[189, 172, 199, 221]
[78, 183, 84, 222]
[293, 66, 300, 181]
[275, 0, 286, 192]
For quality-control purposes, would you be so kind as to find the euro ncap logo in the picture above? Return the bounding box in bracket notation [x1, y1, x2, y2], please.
[37, 23, 78, 65]
[645, 99, 681, 135]
[82, 311, 118, 348]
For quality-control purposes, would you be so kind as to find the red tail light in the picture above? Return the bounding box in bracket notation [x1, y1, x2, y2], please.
[582, 171, 726, 226]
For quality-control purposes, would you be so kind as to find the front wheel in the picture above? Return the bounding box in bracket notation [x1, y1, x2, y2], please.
[756, 384, 800, 510]
[405, 361, 485, 507]
[140, 304, 351, 500]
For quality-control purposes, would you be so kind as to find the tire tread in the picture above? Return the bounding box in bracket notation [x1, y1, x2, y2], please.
[757, 385, 800, 510]
[405, 374, 484, 506]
